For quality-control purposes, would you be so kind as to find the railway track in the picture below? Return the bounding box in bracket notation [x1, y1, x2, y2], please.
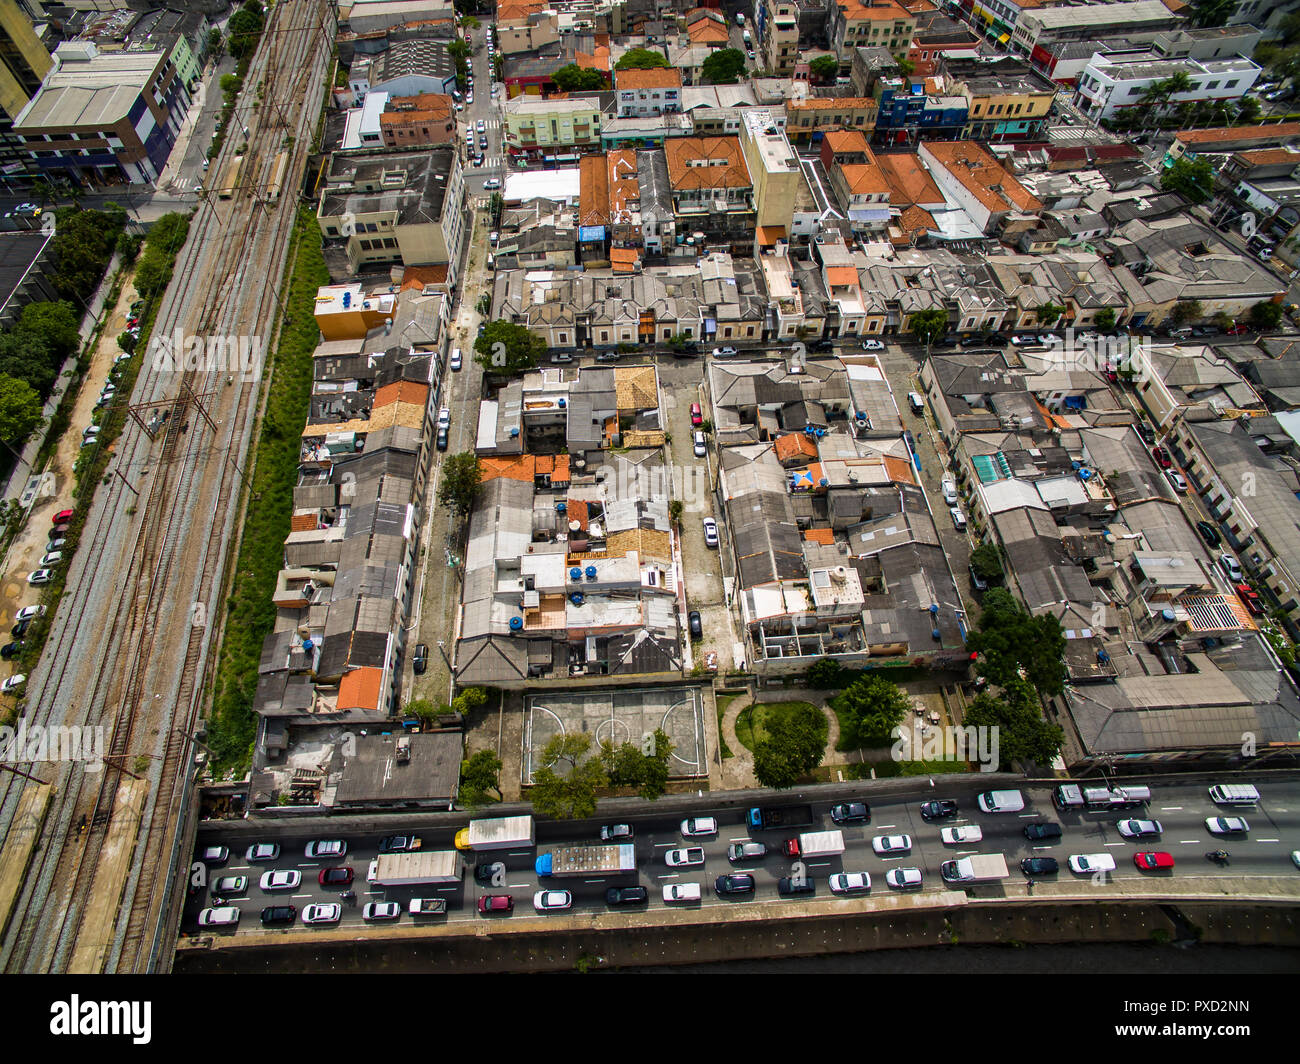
[0, 0, 333, 973]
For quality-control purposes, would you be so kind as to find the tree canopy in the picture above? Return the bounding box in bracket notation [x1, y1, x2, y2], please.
[969, 541, 1004, 585]
[0, 374, 43, 443]
[700, 48, 747, 85]
[809, 56, 840, 83]
[830, 675, 911, 749]
[966, 588, 1067, 698]
[963, 678, 1065, 771]
[908, 308, 948, 346]
[752, 703, 827, 789]
[436, 451, 482, 516]
[530, 733, 608, 819]
[1161, 156, 1214, 204]
[615, 48, 670, 70]
[474, 319, 545, 376]
[459, 749, 503, 808]
[552, 64, 609, 91]
[227, 2, 265, 61]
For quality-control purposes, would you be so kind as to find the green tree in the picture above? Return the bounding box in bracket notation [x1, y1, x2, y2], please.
[552, 64, 609, 91]
[598, 729, 673, 799]
[963, 677, 1064, 771]
[452, 686, 489, 717]
[1248, 300, 1283, 329]
[476, 293, 492, 316]
[665, 332, 696, 352]
[668, 499, 683, 527]
[406, 698, 440, 723]
[1211, 311, 1234, 332]
[831, 675, 910, 748]
[1034, 302, 1064, 327]
[459, 749, 503, 807]
[474, 319, 545, 376]
[227, 2, 265, 61]
[700, 48, 747, 85]
[1186, 0, 1238, 27]
[966, 588, 1067, 698]
[489, 192, 504, 224]
[1161, 156, 1214, 204]
[50, 207, 127, 303]
[460, 15, 481, 29]
[1094, 308, 1116, 332]
[530, 733, 608, 819]
[809, 55, 840, 83]
[753, 702, 828, 788]
[437, 451, 482, 515]
[0, 374, 43, 442]
[1169, 300, 1203, 327]
[806, 657, 847, 689]
[206, 28, 225, 61]
[615, 48, 670, 70]
[16, 301, 80, 361]
[908, 307, 948, 348]
[969, 541, 1003, 585]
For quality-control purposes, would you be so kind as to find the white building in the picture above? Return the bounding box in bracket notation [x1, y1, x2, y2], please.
[1074, 55, 1261, 121]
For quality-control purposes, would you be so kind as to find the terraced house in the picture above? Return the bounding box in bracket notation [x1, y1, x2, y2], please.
[830, 0, 916, 75]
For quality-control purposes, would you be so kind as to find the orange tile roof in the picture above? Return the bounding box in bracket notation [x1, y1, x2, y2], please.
[1178, 123, 1300, 145]
[610, 247, 640, 272]
[875, 152, 944, 207]
[922, 141, 1042, 214]
[803, 527, 836, 544]
[291, 512, 319, 532]
[338, 667, 384, 711]
[498, 0, 546, 20]
[839, 162, 890, 196]
[788, 96, 878, 111]
[373, 379, 430, 409]
[480, 455, 537, 482]
[774, 432, 820, 462]
[664, 136, 752, 190]
[838, 0, 913, 21]
[615, 67, 681, 90]
[882, 455, 916, 484]
[897, 204, 936, 235]
[579, 153, 609, 226]
[397, 265, 448, 291]
[823, 129, 871, 154]
[687, 9, 731, 44]
[1235, 148, 1300, 165]
[756, 225, 787, 244]
[609, 148, 639, 218]
[565, 497, 590, 531]
[826, 266, 860, 288]
[380, 92, 453, 124]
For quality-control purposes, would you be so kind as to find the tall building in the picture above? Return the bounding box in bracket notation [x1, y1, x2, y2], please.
[0, 0, 52, 181]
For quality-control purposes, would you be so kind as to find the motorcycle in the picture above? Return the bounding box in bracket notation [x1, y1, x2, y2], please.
[1205, 850, 1230, 865]
[339, 890, 357, 904]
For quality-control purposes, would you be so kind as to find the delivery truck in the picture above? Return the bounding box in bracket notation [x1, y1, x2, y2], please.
[534, 843, 636, 877]
[747, 804, 815, 831]
[366, 850, 462, 886]
[784, 829, 846, 859]
[454, 815, 535, 852]
[940, 853, 1009, 884]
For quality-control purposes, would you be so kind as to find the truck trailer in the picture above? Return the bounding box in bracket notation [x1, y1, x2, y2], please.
[940, 853, 1009, 884]
[454, 815, 535, 852]
[747, 805, 815, 831]
[534, 844, 636, 877]
[366, 850, 462, 886]
[784, 829, 846, 858]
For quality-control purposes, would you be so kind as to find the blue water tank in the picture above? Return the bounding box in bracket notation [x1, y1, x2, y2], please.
[302, 638, 314, 652]
[1097, 649, 1110, 663]
[342, 291, 351, 308]
[509, 427, 519, 437]
[856, 412, 867, 421]
[816, 428, 826, 438]
[569, 567, 582, 581]
[1161, 608, 1176, 622]
[819, 478, 828, 487]
[1078, 468, 1092, 480]
[585, 565, 597, 579]
[509, 616, 523, 630]
[929, 603, 939, 615]
[556, 502, 567, 513]
[932, 628, 941, 640]
[570, 592, 584, 605]
[1071, 460, 1081, 470]
[559, 398, 567, 408]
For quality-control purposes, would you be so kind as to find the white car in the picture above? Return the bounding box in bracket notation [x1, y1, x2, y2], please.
[533, 889, 573, 911]
[665, 847, 705, 867]
[259, 870, 301, 891]
[1117, 819, 1162, 838]
[941, 476, 958, 505]
[712, 346, 738, 357]
[885, 867, 924, 889]
[828, 872, 872, 894]
[1206, 816, 1249, 835]
[437, 406, 451, 428]
[702, 517, 719, 548]
[245, 843, 280, 862]
[663, 882, 702, 903]
[27, 570, 53, 585]
[1038, 334, 1062, 346]
[1009, 335, 1037, 346]
[305, 840, 346, 859]
[1068, 853, 1116, 874]
[15, 605, 45, 622]
[940, 825, 983, 844]
[1166, 471, 1187, 493]
[489, 231, 499, 245]
[950, 507, 967, 530]
[872, 834, 913, 856]
[363, 901, 401, 921]
[693, 430, 707, 458]
[39, 552, 63, 567]
[484, 178, 501, 190]
[860, 338, 885, 350]
[1218, 554, 1243, 583]
[680, 817, 717, 837]
[197, 906, 240, 927]
[1, 675, 25, 694]
[302, 903, 342, 925]
[476, 119, 486, 132]
[1291, 850, 1300, 869]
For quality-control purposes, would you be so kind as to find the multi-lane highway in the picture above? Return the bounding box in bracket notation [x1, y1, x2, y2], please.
[187, 780, 1300, 936]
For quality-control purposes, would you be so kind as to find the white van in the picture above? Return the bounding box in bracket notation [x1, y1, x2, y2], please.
[976, 789, 1025, 813]
[908, 391, 925, 415]
[1068, 853, 1116, 874]
[1208, 784, 1259, 805]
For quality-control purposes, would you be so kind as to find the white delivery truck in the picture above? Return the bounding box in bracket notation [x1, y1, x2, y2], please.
[940, 853, 1009, 884]
[783, 829, 846, 859]
[367, 851, 462, 886]
[454, 815, 536, 852]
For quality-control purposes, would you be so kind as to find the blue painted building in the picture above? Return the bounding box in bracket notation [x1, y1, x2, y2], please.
[872, 83, 967, 147]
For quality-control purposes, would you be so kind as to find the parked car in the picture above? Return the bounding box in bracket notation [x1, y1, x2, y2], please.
[411, 643, 428, 674]
[198, 906, 240, 928]
[363, 901, 401, 921]
[969, 564, 989, 592]
[693, 430, 707, 457]
[1135, 422, 1156, 444]
[599, 823, 634, 841]
[1038, 334, 1062, 346]
[245, 843, 280, 862]
[51, 509, 73, 524]
[940, 477, 958, 505]
[949, 507, 967, 531]
[533, 889, 573, 911]
[1020, 857, 1059, 876]
[1166, 470, 1188, 493]
[830, 801, 870, 824]
[828, 872, 871, 894]
[605, 885, 649, 905]
[872, 834, 912, 855]
[663, 882, 702, 903]
[711, 346, 738, 357]
[1196, 520, 1221, 548]
[46, 538, 66, 553]
[436, 426, 448, 452]
[665, 847, 705, 867]
[690, 402, 702, 426]
[1133, 851, 1175, 871]
[681, 817, 717, 837]
[1152, 446, 1171, 469]
[39, 552, 62, 568]
[1218, 554, 1243, 583]
[920, 799, 958, 821]
[0, 643, 23, 660]
[940, 825, 983, 844]
[260, 905, 296, 926]
[302, 903, 342, 925]
[15, 605, 45, 623]
[702, 517, 719, 548]
[688, 610, 702, 639]
[437, 406, 450, 428]
[9, 619, 29, 639]
[259, 870, 301, 891]
[304, 840, 346, 859]
[860, 338, 885, 350]
[477, 895, 513, 914]
[1236, 583, 1265, 617]
[1009, 334, 1037, 346]
[4, 672, 29, 694]
[714, 873, 755, 896]
[26, 570, 53, 585]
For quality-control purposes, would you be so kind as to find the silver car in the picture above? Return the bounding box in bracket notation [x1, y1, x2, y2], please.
[259, 870, 301, 891]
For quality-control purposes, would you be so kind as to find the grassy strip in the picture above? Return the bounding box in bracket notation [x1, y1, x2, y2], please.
[734, 701, 818, 754]
[715, 703, 733, 760]
[206, 206, 326, 773]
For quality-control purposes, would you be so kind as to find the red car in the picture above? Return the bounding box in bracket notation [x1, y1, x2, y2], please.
[51, 509, 74, 525]
[1151, 446, 1171, 469]
[1133, 851, 1175, 871]
[317, 866, 354, 887]
[690, 402, 702, 427]
[1235, 583, 1265, 616]
[477, 894, 513, 914]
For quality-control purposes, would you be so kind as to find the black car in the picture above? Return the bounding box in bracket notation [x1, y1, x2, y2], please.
[920, 799, 958, 821]
[1196, 520, 1221, 548]
[605, 885, 649, 906]
[474, 860, 505, 886]
[10, 618, 29, 639]
[984, 333, 1008, 347]
[903, 429, 915, 452]
[260, 905, 297, 926]
[412, 643, 428, 675]
[436, 426, 449, 452]
[1020, 857, 1059, 876]
[1023, 822, 1063, 841]
[811, 339, 835, 352]
[830, 801, 870, 824]
[0, 642, 22, 660]
[1135, 422, 1156, 444]
[688, 610, 702, 639]
[778, 876, 815, 896]
[715, 873, 756, 896]
[379, 835, 419, 854]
